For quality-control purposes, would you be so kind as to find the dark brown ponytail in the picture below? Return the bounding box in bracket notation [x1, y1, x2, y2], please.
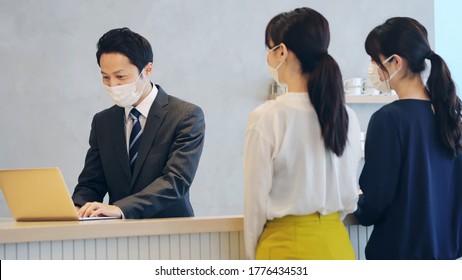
[426, 52, 462, 157]
[308, 53, 349, 156]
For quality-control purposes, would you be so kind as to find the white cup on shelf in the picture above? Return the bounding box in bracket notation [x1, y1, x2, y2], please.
[344, 78, 364, 95]
[362, 80, 380, 95]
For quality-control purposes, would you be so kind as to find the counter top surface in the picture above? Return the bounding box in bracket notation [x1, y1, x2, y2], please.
[0, 215, 243, 244]
[0, 214, 358, 244]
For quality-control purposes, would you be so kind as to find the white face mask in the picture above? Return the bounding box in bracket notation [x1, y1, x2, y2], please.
[368, 55, 401, 93]
[267, 44, 285, 85]
[104, 68, 148, 107]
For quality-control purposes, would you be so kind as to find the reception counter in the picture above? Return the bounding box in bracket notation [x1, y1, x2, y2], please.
[0, 215, 371, 260]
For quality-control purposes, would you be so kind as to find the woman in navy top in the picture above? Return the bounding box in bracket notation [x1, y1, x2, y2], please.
[354, 17, 462, 259]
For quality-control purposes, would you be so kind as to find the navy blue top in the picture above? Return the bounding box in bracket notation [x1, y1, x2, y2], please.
[354, 99, 462, 259]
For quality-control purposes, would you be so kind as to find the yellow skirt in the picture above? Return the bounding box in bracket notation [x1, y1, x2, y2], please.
[256, 212, 355, 260]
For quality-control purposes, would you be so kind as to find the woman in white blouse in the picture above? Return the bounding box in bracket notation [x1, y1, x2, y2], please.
[244, 7, 361, 260]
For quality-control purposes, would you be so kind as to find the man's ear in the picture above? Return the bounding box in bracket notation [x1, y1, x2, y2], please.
[144, 62, 153, 76]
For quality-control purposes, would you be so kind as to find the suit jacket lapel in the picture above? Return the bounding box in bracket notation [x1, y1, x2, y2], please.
[131, 86, 169, 185]
[110, 106, 132, 181]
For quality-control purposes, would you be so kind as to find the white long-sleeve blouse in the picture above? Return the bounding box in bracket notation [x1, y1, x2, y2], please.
[244, 92, 361, 259]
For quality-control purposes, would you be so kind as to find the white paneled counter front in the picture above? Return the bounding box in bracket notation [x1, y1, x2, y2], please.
[0, 216, 244, 260]
[0, 216, 371, 260]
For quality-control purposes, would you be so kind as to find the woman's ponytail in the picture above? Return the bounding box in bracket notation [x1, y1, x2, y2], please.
[426, 51, 462, 157]
[307, 53, 349, 156]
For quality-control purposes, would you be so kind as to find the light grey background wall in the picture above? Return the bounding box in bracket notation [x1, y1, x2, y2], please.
[435, 0, 462, 96]
[0, 0, 434, 217]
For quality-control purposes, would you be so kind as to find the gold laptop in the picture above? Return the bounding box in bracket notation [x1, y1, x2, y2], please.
[0, 167, 116, 221]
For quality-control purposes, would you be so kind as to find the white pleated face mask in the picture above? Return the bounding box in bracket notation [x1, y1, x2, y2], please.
[267, 44, 285, 85]
[104, 68, 148, 107]
[368, 55, 401, 93]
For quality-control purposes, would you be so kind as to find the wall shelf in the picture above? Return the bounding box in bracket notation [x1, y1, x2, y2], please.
[346, 95, 398, 104]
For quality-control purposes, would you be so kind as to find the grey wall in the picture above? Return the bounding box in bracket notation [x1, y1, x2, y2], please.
[0, 0, 434, 217]
[435, 0, 462, 96]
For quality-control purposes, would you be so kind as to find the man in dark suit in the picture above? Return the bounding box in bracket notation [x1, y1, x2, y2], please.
[72, 27, 205, 219]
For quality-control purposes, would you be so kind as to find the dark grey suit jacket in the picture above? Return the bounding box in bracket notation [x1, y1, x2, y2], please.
[72, 85, 205, 218]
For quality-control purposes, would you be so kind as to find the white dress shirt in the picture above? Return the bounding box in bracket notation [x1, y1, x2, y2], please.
[243, 92, 361, 259]
[124, 84, 158, 151]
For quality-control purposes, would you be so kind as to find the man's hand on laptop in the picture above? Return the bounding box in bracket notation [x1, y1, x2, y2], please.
[77, 202, 123, 219]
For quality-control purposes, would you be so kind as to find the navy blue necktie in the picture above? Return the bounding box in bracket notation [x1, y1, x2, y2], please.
[129, 108, 142, 172]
